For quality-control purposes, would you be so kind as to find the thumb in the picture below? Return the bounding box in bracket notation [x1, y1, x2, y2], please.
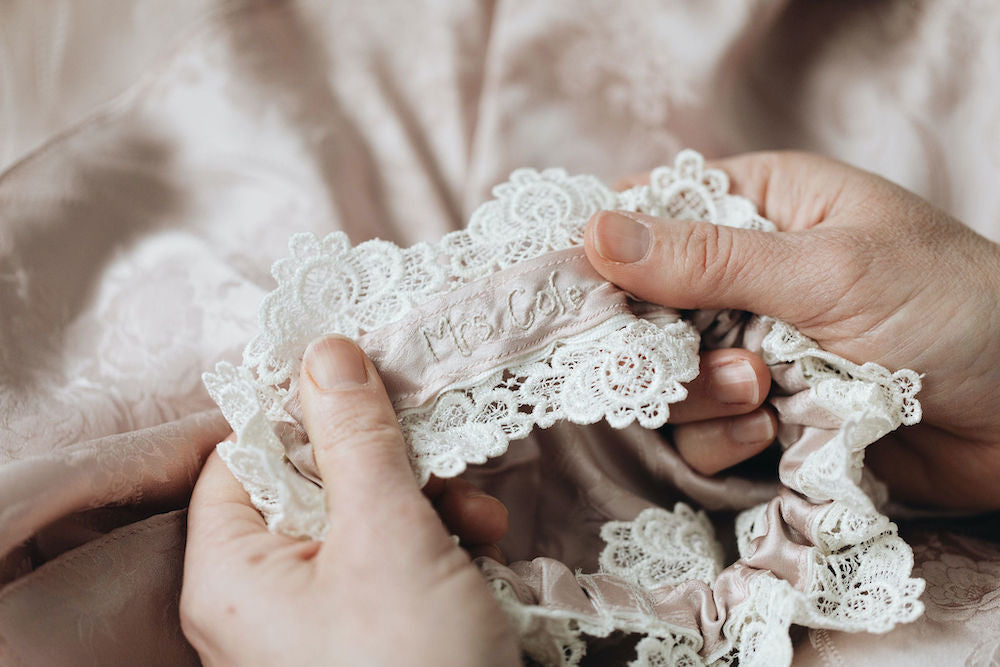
[299, 335, 447, 544]
[584, 209, 829, 321]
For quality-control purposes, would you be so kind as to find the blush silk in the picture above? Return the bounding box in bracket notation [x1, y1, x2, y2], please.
[2, 2, 1000, 666]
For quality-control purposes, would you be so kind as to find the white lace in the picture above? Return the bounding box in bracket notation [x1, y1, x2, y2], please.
[203, 149, 768, 532]
[599, 504, 723, 588]
[400, 315, 699, 480]
[506, 320, 925, 666]
[202, 150, 925, 664]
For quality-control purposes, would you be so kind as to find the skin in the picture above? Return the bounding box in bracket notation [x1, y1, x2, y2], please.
[589, 151, 1000, 511]
[181, 151, 1000, 665]
[181, 337, 521, 667]
[179, 343, 767, 667]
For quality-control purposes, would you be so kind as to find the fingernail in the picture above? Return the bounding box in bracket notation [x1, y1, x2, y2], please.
[711, 360, 759, 405]
[729, 411, 775, 445]
[594, 211, 651, 263]
[303, 335, 368, 390]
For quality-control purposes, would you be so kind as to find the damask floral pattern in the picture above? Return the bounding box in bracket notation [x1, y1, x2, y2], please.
[914, 535, 1000, 623]
[4, 2, 1000, 665]
[920, 553, 1000, 621]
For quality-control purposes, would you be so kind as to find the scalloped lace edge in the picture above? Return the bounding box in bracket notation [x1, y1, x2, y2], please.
[200, 151, 925, 665]
[491, 318, 925, 667]
[202, 149, 770, 535]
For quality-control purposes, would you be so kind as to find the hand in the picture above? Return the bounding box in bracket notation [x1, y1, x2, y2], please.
[180, 336, 521, 667]
[608, 178, 779, 477]
[589, 152, 1000, 511]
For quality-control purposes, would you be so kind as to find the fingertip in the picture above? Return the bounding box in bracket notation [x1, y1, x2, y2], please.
[668, 349, 771, 424]
[585, 211, 718, 310]
[727, 408, 778, 451]
[587, 210, 653, 265]
[301, 335, 371, 395]
[436, 479, 509, 545]
[298, 335, 410, 476]
[465, 495, 509, 544]
[708, 349, 771, 410]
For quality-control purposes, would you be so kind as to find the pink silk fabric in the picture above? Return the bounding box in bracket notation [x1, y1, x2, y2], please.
[2, 1, 1000, 665]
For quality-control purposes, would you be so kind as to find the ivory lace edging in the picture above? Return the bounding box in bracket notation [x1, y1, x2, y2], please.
[202, 150, 925, 666]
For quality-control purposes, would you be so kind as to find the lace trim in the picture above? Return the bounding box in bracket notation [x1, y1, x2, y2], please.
[500, 319, 925, 666]
[399, 315, 699, 482]
[599, 504, 723, 588]
[202, 150, 925, 664]
[203, 149, 767, 528]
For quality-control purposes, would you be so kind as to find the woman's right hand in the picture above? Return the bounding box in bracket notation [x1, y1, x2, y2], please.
[590, 151, 1000, 511]
[181, 336, 522, 667]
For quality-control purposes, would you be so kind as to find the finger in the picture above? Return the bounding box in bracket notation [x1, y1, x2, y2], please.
[672, 407, 777, 476]
[298, 336, 450, 547]
[186, 450, 270, 556]
[668, 349, 770, 424]
[584, 208, 843, 321]
[434, 478, 509, 545]
[182, 450, 320, 651]
[708, 151, 860, 231]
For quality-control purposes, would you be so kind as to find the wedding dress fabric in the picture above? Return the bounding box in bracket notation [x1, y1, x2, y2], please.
[2, 1, 1000, 665]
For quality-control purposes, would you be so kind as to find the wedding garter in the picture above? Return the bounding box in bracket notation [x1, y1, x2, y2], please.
[203, 150, 925, 666]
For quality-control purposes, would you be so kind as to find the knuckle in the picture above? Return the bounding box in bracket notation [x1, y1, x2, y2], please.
[679, 223, 737, 288]
[331, 421, 407, 460]
[316, 418, 410, 480]
[323, 411, 403, 448]
[309, 393, 402, 449]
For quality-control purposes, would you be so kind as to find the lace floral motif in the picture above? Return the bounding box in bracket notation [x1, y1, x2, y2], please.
[204, 149, 764, 523]
[616, 151, 775, 233]
[399, 316, 699, 481]
[440, 168, 616, 280]
[246, 233, 447, 414]
[600, 504, 723, 588]
[202, 150, 927, 666]
[630, 636, 705, 667]
[917, 553, 1000, 622]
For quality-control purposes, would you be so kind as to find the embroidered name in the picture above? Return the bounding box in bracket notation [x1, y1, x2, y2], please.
[419, 270, 589, 361]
